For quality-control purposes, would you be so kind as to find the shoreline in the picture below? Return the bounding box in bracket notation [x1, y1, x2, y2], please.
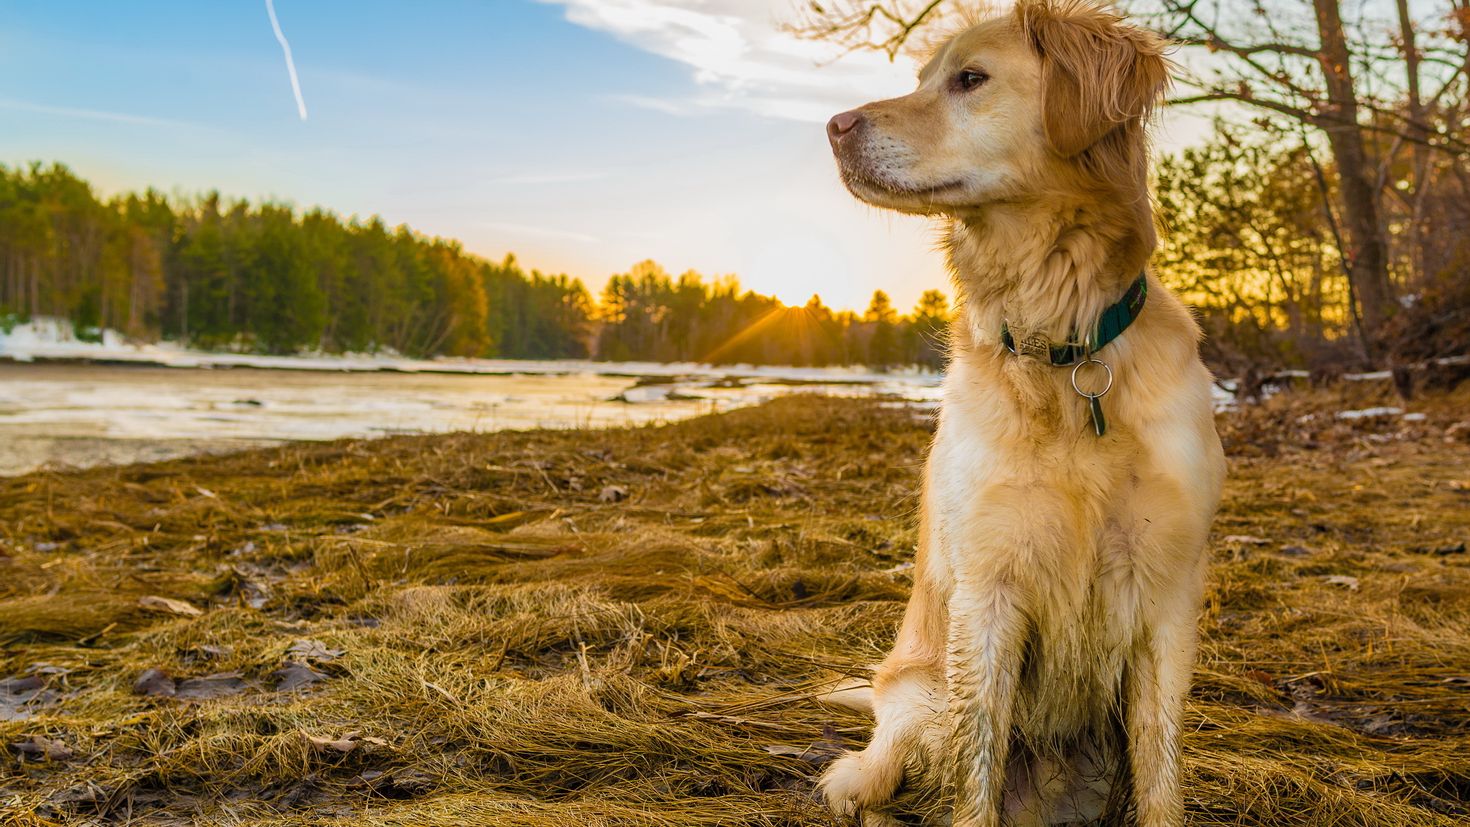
[0, 352, 934, 385]
[0, 361, 942, 478]
[0, 318, 944, 385]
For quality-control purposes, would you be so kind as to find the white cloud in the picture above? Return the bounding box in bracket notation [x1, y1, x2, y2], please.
[539, 0, 921, 122]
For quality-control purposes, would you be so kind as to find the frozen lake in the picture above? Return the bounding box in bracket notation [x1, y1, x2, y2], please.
[0, 361, 942, 476]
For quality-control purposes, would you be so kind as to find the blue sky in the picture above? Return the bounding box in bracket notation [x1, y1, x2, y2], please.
[0, 1, 1209, 311]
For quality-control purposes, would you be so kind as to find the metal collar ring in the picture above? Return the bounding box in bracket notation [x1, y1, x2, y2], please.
[1070, 358, 1113, 399]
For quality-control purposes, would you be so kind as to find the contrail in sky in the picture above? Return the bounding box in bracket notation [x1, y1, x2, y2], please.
[264, 0, 308, 120]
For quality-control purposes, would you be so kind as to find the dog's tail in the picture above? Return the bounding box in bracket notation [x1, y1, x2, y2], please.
[811, 676, 875, 714]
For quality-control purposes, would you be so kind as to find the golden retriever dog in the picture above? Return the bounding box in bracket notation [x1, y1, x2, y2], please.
[818, 1, 1225, 825]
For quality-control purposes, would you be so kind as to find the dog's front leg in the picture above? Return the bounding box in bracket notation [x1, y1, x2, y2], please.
[1125, 616, 1197, 827]
[946, 583, 1026, 827]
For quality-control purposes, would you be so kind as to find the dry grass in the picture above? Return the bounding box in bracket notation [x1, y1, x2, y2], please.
[1, 389, 1468, 826]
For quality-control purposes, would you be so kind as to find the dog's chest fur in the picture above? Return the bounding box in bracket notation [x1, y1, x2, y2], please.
[927, 353, 1202, 742]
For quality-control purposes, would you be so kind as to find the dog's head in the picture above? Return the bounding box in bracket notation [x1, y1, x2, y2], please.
[826, 0, 1169, 216]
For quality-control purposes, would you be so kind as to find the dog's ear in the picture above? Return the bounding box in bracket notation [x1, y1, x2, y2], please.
[1019, 1, 1170, 157]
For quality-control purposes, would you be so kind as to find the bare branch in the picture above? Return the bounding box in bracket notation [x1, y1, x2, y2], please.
[785, 0, 949, 59]
[1170, 89, 1470, 155]
[1177, 35, 1321, 60]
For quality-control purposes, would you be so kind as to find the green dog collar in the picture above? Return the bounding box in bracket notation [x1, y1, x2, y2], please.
[1000, 273, 1147, 366]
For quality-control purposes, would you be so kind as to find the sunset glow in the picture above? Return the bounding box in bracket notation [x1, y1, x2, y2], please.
[0, 0, 954, 313]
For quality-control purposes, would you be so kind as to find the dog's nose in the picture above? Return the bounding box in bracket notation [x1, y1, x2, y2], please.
[827, 110, 864, 144]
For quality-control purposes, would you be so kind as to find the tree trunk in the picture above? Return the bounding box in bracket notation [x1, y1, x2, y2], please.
[29, 256, 40, 318]
[1395, 0, 1429, 285]
[1312, 0, 1395, 364]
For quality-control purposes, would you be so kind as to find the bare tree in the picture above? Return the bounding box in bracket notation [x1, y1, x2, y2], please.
[1151, 0, 1468, 364]
[789, 0, 1470, 367]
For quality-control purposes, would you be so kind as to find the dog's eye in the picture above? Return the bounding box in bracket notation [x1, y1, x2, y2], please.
[955, 69, 989, 92]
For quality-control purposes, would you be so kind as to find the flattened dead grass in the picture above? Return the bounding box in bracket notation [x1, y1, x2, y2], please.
[1, 390, 1468, 825]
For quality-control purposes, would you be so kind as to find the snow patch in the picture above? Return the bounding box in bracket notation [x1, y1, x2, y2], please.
[0, 316, 945, 390]
[1336, 407, 1404, 420]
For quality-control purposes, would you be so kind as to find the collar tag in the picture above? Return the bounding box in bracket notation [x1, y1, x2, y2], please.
[1016, 334, 1051, 359]
[1071, 354, 1113, 437]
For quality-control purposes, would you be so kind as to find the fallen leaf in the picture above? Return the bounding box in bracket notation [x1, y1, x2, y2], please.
[138, 596, 203, 617]
[188, 645, 233, 661]
[762, 725, 846, 767]
[47, 783, 106, 806]
[132, 669, 176, 698]
[272, 661, 329, 692]
[598, 484, 628, 503]
[0, 676, 45, 695]
[1, 676, 58, 722]
[304, 731, 386, 754]
[287, 639, 345, 663]
[353, 768, 434, 795]
[763, 744, 814, 757]
[1324, 575, 1360, 591]
[8, 735, 73, 761]
[305, 733, 359, 753]
[174, 672, 247, 700]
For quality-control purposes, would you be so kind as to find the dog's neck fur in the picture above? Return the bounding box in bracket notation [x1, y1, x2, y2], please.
[945, 190, 1152, 357]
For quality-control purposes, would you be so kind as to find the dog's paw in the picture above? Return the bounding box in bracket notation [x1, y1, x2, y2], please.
[819, 749, 903, 815]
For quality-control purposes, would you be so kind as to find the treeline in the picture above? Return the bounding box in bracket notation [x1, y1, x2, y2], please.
[0, 162, 591, 358]
[0, 162, 949, 368]
[596, 261, 948, 368]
